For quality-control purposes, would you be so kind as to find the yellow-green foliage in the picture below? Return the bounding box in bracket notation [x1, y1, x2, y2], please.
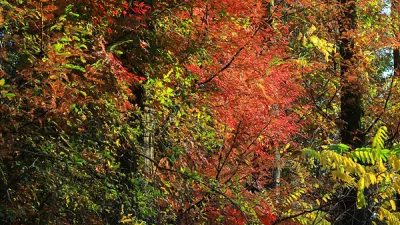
[303, 127, 400, 224]
[120, 205, 146, 225]
[298, 25, 336, 62]
[283, 188, 307, 207]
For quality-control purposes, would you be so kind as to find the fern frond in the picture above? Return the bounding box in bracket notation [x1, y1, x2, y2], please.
[372, 126, 388, 151]
[320, 150, 364, 176]
[378, 207, 400, 225]
[349, 148, 374, 164]
[283, 188, 307, 207]
[328, 143, 350, 154]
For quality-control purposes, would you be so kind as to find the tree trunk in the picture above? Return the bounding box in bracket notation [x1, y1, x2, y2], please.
[338, 0, 364, 148]
[395, 49, 399, 77]
[273, 146, 281, 195]
[337, 0, 369, 224]
[141, 0, 156, 175]
[143, 107, 155, 175]
[393, 0, 400, 211]
[394, 48, 400, 211]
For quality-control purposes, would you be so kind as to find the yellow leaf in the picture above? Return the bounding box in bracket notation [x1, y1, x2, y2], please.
[390, 200, 396, 210]
[302, 36, 307, 46]
[306, 25, 317, 35]
[120, 215, 133, 223]
[369, 173, 376, 185]
[378, 159, 386, 172]
[356, 164, 366, 176]
[115, 139, 121, 147]
[378, 209, 384, 220]
[297, 32, 303, 41]
[394, 159, 400, 171]
[283, 143, 290, 151]
[357, 190, 366, 208]
[309, 35, 319, 46]
[358, 177, 365, 191]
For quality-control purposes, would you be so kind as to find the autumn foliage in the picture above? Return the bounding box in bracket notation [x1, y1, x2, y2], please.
[1, 0, 400, 224]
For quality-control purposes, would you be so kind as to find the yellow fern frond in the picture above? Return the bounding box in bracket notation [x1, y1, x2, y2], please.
[372, 126, 388, 151]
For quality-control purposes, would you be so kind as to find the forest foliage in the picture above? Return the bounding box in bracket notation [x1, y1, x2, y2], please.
[0, 0, 400, 224]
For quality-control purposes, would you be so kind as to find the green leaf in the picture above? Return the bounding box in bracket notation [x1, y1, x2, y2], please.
[50, 23, 63, 31]
[54, 42, 64, 52]
[68, 12, 80, 17]
[62, 64, 86, 72]
[109, 40, 134, 53]
[0, 78, 5, 86]
[166, 87, 173, 94]
[79, 44, 88, 50]
[356, 189, 366, 209]
[60, 37, 72, 42]
[79, 91, 87, 97]
[6, 93, 16, 100]
[329, 144, 350, 154]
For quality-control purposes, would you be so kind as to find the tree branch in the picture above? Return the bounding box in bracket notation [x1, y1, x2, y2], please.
[198, 0, 286, 85]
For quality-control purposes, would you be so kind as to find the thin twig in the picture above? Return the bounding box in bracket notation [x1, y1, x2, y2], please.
[216, 119, 242, 180]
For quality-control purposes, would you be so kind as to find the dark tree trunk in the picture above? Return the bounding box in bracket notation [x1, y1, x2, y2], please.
[336, 0, 369, 224]
[394, 48, 400, 211]
[394, 0, 399, 210]
[338, 0, 365, 148]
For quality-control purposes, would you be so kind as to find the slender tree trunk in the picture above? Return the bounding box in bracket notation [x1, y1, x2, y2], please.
[266, 0, 282, 194]
[395, 49, 399, 77]
[393, 0, 400, 211]
[273, 146, 281, 194]
[143, 107, 155, 174]
[394, 48, 400, 211]
[142, 0, 155, 175]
